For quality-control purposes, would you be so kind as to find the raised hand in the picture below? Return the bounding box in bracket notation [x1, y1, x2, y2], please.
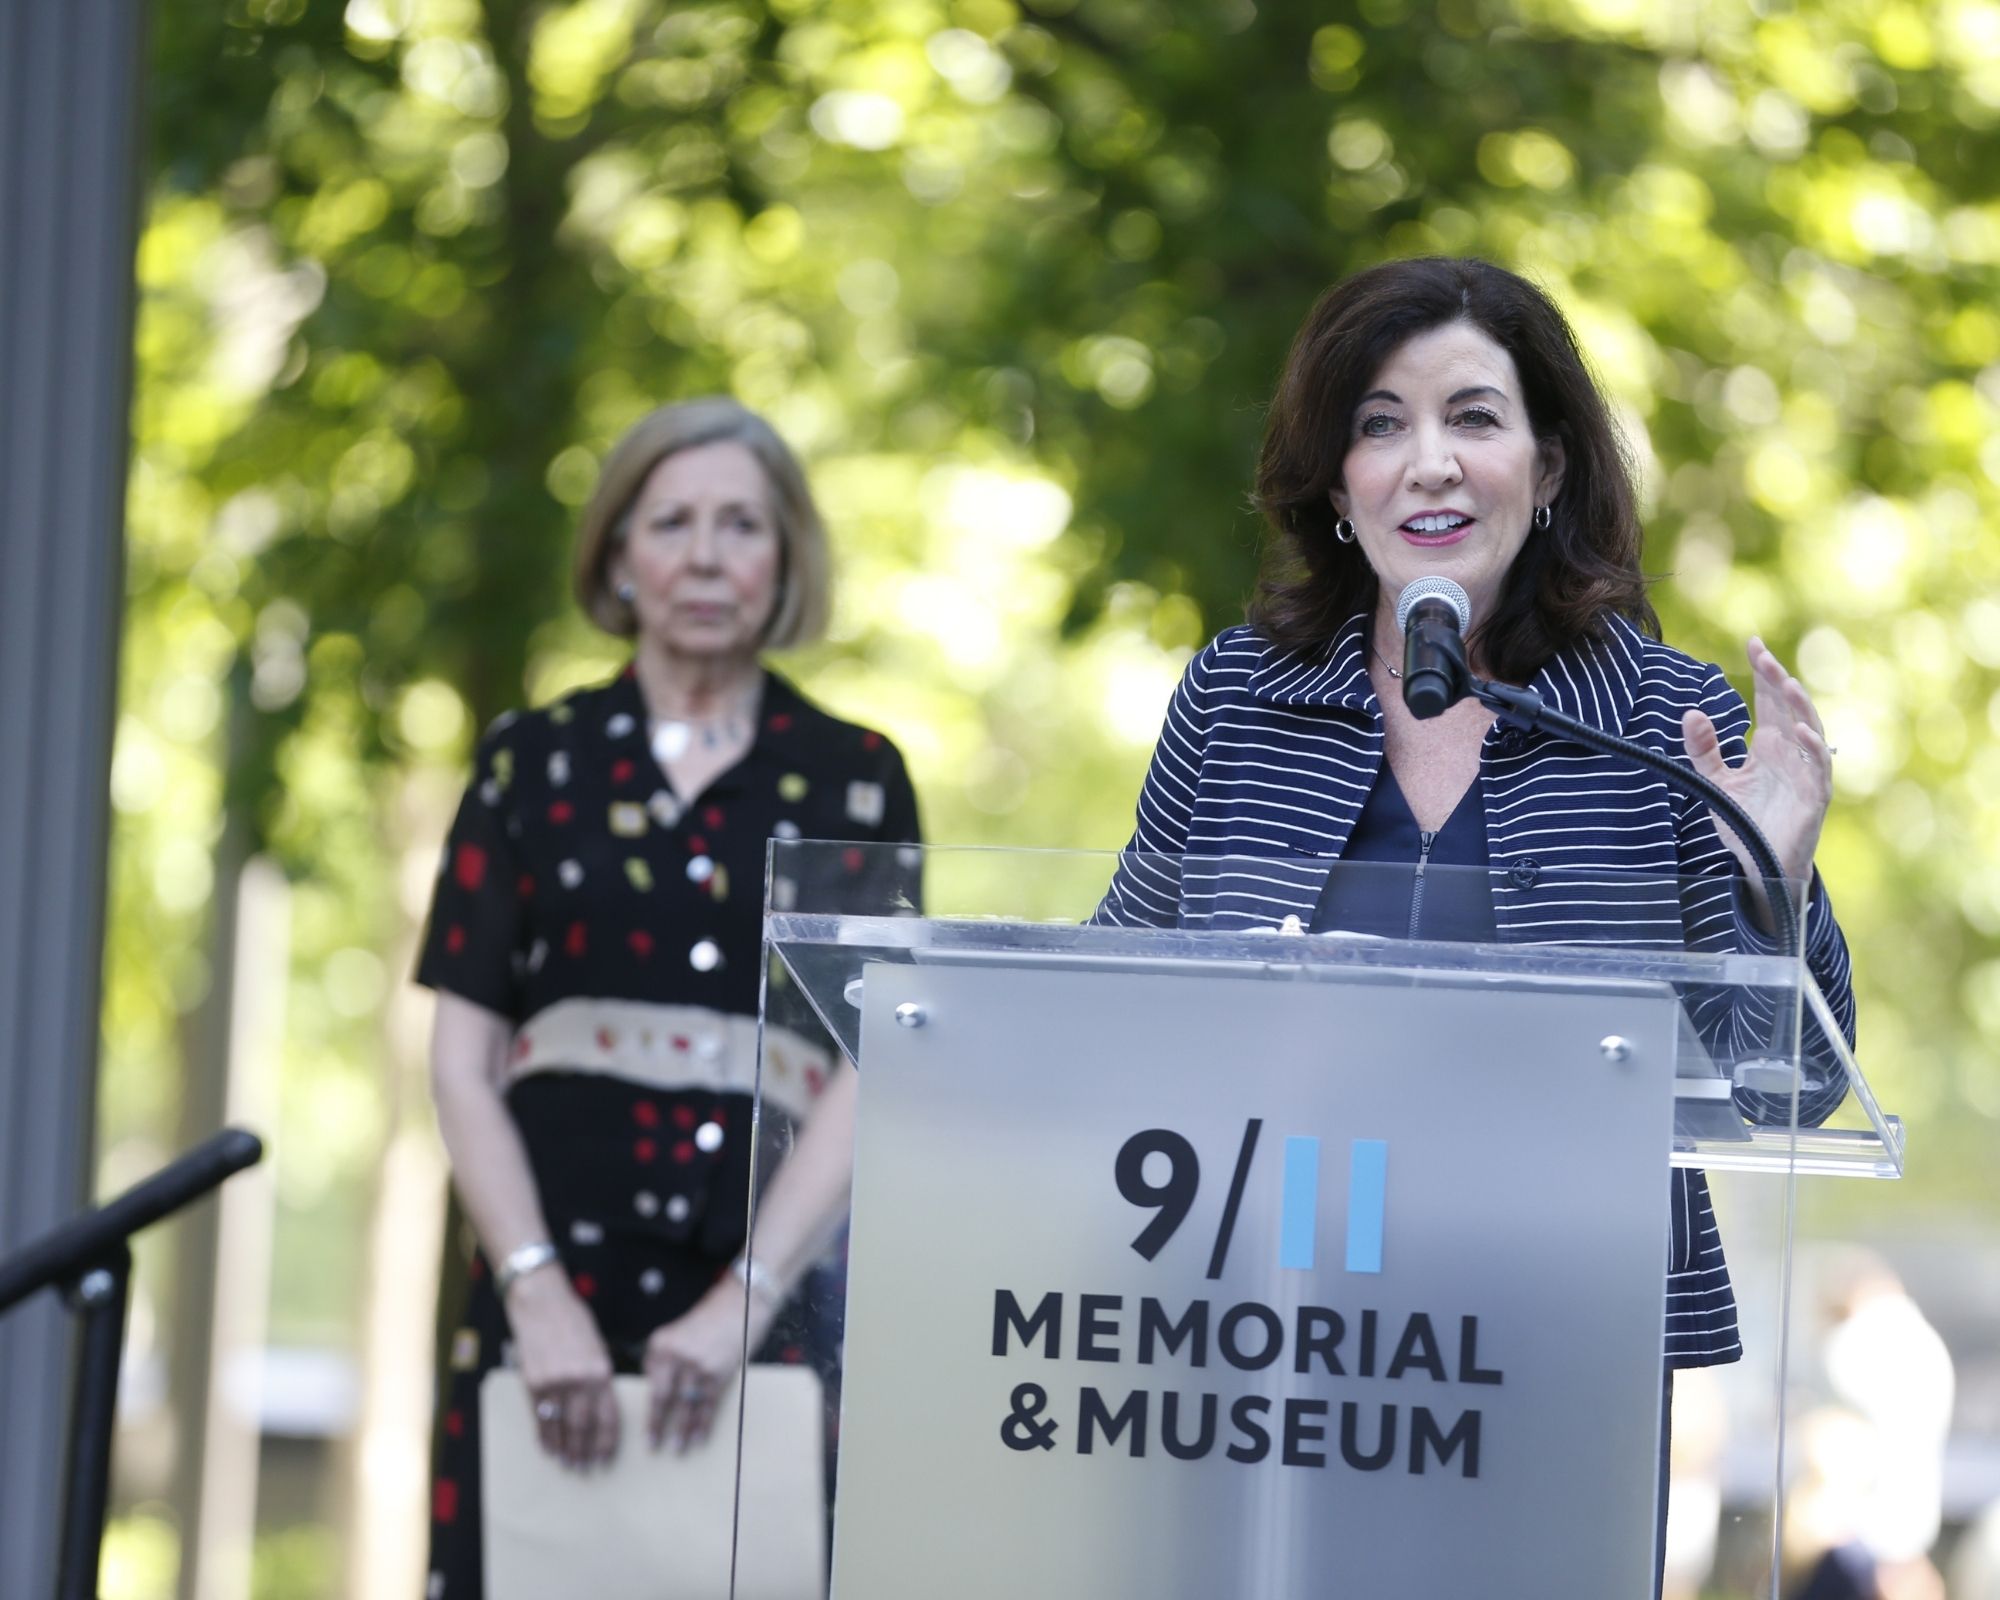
[1682, 636, 1833, 907]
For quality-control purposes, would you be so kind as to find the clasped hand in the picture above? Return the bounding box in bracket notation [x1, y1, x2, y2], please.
[509, 1267, 775, 1469]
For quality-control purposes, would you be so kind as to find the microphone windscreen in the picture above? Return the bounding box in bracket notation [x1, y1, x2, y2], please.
[1395, 576, 1471, 635]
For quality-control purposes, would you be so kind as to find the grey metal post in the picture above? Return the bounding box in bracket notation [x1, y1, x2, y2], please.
[0, 4, 149, 1596]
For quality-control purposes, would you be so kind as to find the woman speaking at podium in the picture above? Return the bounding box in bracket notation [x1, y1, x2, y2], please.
[1098, 256, 1855, 1578]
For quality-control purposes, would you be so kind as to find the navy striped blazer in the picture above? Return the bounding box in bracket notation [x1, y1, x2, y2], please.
[1098, 611, 1857, 1368]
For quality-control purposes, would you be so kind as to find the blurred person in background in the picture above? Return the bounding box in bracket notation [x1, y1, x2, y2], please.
[1094, 257, 1856, 1600]
[1787, 1252, 1953, 1600]
[414, 397, 920, 1598]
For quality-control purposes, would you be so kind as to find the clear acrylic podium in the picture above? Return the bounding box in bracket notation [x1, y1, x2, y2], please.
[736, 844, 1901, 1600]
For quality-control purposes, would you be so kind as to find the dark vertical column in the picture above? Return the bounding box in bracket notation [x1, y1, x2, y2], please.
[0, 4, 149, 1598]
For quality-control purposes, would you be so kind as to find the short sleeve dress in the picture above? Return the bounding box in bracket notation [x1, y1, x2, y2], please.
[414, 665, 920, 1600]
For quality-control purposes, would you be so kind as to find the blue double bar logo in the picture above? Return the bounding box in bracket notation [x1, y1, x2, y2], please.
[1279, 1137, 1388, 1274]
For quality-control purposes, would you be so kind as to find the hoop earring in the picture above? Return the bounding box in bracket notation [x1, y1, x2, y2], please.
[615, 579, 637, 604]
[1532, 505, 1553, 531]
[1334, 517, 1357, 545]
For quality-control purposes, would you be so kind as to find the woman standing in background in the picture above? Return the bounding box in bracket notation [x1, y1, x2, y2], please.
[415, 397, 919, 1597]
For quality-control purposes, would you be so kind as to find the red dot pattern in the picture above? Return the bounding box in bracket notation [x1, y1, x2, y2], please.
[453, 843, 487, 891]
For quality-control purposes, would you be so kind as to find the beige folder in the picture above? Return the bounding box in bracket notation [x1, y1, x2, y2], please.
[480, 1366, 826, 1600]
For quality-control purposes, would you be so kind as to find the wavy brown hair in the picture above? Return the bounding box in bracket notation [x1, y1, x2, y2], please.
[1250, 257, 1656, 682]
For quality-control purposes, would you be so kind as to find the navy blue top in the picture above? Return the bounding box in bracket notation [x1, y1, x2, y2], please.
[1309, 765, 1497, 942]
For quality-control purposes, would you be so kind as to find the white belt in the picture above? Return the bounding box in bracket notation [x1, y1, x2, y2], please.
[508, 999, 832, 1121]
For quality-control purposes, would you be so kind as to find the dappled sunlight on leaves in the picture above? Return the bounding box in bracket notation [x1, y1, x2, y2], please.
[107, 0, 2000, 1467]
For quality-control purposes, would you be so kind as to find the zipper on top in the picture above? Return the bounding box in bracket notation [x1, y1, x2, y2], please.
[1410, 830, 1436, 941]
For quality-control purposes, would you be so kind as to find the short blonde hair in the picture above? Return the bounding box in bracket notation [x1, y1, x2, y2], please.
[573, 397, 831, 648]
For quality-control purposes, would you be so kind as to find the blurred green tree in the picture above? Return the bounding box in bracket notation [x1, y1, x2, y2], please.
[106, 0, 2000, 1588]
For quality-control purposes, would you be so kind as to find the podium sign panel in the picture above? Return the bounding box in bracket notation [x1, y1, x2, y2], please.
[742, 845, 1902, 1600]
[829, 958, 1677, 1595]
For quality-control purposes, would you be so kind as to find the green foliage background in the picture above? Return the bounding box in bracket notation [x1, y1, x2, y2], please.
[101, 0, 2000, 1587]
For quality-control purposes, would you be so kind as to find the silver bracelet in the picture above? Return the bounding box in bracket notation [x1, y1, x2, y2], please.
[731, 1254, 783, 1308]
[495, 1240, 560, 1297]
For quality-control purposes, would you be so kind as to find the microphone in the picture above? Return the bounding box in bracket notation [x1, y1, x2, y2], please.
[1380, 574, 1807, 1053]
[1395, 577, 1472, 719]
[1445, 605, 1808, 1036]
[1379, 575, 1808, 1053]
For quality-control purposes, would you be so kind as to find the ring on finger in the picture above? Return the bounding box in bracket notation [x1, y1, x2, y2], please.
[536, 1398, 561, 1423]
[679, 1378, 709, 1402]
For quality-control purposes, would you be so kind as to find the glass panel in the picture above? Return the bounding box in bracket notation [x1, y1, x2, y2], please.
[734, 845, 1901, 1600]
[762, 844, 1894, 1178]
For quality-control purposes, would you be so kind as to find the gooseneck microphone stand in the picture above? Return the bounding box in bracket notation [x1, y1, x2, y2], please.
[1471, 673, 1816, 1090]
[1466, 675, 1802, 968]
[1459, 668, 1808, 1075]
[0, 1127, 264, 1600]
[1402, 590, 1805, 1060]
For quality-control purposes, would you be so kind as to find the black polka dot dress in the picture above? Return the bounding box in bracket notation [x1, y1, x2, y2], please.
[414, 665, 920, 1599]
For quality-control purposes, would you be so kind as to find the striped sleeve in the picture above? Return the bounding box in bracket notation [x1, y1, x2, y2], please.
[1092, 640, 1216, 928]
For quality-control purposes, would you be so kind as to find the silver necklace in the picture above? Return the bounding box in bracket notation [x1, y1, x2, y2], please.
[1371, 643, 1402, 681]
[650, 713, 750, 763]
[649, 690, 759, 764]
